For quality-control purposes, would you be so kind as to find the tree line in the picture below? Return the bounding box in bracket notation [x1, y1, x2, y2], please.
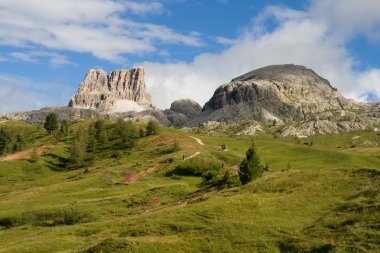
[0, 124, 46, 156]
[68, 118, 159, 169]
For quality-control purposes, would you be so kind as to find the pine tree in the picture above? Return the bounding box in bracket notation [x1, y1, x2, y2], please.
[44, 113, 58, 134]
[69, 129, 87, 169]
[146, 120, 159, 136]
[114, 119, 138, 149]
[239, 143, 263, 185]
[60, 120, 69, 136]
[94, 120, 108, 150]
[86, 124, 96, 152]
[0, 128, 9, 155]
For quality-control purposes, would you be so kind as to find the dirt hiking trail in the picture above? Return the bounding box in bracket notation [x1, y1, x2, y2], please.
[0, 143, 54, 161]
[188, 136, 204, 146]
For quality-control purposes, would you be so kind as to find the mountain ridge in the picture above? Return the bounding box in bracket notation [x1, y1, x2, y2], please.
[1, 64, 379, 137]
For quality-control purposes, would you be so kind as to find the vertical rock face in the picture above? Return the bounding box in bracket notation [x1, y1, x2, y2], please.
[68, 68, 152, 112]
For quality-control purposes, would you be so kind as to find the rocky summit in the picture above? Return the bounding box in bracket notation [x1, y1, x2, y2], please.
[68, 68, 152, 112]
[199, 64, 357, 123]
[187, 64, 378, 136]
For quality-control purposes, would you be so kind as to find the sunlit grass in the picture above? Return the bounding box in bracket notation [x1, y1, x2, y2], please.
[0, 120, 379, 252]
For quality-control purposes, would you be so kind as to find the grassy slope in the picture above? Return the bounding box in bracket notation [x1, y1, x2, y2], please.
[0, 121, 379, 252]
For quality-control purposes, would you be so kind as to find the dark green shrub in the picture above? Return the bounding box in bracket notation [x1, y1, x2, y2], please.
[167, 156, 221, 182]
[0, 217, 17, 228]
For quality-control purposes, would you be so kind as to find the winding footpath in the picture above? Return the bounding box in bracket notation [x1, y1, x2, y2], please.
[124, 136, 205, 184]
[188, 136, 204, 146]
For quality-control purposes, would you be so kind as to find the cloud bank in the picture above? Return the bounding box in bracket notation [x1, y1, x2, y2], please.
[0, 0, 202, 63]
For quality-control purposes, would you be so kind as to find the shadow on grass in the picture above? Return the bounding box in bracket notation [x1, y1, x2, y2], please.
[0, 205, 95, 229]
[43, 152, 70, 171]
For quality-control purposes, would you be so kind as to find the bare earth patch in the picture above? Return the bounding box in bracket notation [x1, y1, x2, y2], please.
[124, 164, 161, 184]
[0, 143, 54, 161]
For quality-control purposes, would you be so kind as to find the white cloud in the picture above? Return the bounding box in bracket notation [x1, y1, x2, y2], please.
[215, 36, 237, 46]
[123, 1, 163, 15]
[0, 0, 202, 63]
[143, 1, 380, 109]
[310, 0, 380, 42]
[6, 51, 75, 67]
[358, 70, 380, 100]
[8, 52, 39, 63]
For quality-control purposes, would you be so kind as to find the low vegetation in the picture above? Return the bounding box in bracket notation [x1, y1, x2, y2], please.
[0, 205, 94, 228]
[166, 154, 222, 182]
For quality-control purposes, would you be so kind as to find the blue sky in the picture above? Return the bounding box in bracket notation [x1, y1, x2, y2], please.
[0, 0, 379, 113]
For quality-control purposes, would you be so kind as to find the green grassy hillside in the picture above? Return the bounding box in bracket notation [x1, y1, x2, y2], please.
[0, 120, 379, 252]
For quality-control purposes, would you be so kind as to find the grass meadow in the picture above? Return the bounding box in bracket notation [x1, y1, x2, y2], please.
[0, 120, 379, 252]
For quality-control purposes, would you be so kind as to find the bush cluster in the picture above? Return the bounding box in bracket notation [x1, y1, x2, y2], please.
[167, 156, 221, 182]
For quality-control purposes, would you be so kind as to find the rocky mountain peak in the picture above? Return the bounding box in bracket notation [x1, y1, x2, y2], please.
[190, 64, 363, 129]
[68, 67, 152, 112]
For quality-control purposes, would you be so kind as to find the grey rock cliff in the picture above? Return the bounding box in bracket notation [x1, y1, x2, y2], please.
[68, 68, 152, 112]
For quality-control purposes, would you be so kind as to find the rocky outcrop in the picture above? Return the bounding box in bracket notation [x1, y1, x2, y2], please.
[164, 99, 202, 127]
[68, 68, 152, 112]
[196, 64, 358, 125]
[280, 120, 374, 137]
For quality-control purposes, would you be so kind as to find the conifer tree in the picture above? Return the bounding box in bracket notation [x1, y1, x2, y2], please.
[114, 119, 137, 149]
[86, 124, 96, 152]
[69, 129, 87, 168]
[239, 143, 263, 185]
[94, 120, 108, 150]
[44, 113, 58, 134]
[146, 120, 159, 136]
[0, 128, 9, 155]
[60, 120, 69, 136]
